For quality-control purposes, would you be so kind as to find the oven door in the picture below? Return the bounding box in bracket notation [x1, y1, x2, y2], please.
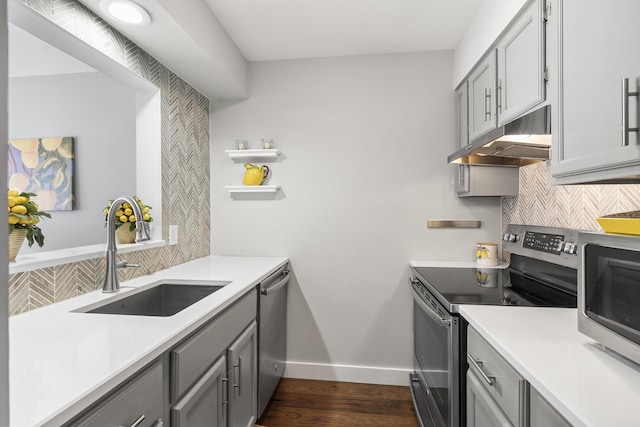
[410, 278, 459, 427]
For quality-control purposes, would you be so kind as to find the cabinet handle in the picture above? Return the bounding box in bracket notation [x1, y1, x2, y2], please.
[622, 78, 639, 146]
[118, 414, 145, 427]
[222, 376, 229, 405]
[496, 80, 502, 115]
[467, 354, 495, 386]
[233, 357, 242, 396]
[484, 88, 492, 121]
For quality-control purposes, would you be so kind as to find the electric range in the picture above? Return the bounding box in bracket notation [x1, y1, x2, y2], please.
[409, 224, 580, 427]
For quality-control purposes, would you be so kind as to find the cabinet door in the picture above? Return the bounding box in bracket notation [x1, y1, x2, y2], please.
[466, 371, 511, 427]
[68, 362, 164, 427]
[552, 0, 640, 183]
[529, 386, 572, 427]
[497, 0, 545, 125]
[171, 356, 227, 427]
[228, 321, 258, 427]
[456, 82, 469, 149]
[468, 50, 497, 141]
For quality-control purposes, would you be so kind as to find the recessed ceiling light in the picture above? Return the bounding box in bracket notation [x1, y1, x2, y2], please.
[99, 0, 151, 26]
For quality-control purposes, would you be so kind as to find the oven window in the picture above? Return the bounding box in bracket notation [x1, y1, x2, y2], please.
[584, 244, 640, 344]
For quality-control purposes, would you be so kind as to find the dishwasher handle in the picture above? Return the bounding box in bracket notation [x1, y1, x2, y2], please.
[261, 270, 290, 296]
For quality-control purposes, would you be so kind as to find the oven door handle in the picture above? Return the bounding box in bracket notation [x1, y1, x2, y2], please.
[410, 278, 452, 328]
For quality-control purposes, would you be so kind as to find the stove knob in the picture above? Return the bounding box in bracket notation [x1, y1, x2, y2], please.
[505, 233, 518, 242]
[562, 243, 577, 254]
[502, 233, 510, 242]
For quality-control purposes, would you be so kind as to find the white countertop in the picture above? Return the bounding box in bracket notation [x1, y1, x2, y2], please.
[460, 305, 640, 427]
[9, 255, 288, 427]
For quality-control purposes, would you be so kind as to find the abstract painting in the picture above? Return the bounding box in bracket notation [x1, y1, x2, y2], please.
[8, 137, 75, 211]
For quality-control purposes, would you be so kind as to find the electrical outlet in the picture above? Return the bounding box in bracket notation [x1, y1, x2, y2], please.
[169, 225, 178, 245]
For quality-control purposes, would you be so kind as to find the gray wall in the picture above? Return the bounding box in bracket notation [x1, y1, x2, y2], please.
[211, 51, 501, 384]
[9, 71, 136, 252]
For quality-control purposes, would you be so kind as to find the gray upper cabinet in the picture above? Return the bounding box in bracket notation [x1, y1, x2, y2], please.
[456, 82, 469, 150]
[551, 0, 640, 184]
[468, 50, 498, 141]
[464, 0, 547, 144]
[496, 0, 546, 125]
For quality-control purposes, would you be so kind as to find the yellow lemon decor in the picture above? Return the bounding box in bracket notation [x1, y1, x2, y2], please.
[104, 196, 153, 244]
[476, 242, 498, 266]
[476, 246, 489, 259]
[7, 189, 52, 261]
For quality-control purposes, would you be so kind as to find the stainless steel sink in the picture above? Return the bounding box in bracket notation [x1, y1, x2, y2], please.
[77, 280, 231, 317]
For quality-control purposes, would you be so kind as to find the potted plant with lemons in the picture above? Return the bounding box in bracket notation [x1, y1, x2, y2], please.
[104, 196, 153, 244]
[8, 189, 51, 261]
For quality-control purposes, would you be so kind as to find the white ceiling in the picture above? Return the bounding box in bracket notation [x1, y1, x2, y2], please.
[203, 0, 483, 61]
[75, 0, 483, 99]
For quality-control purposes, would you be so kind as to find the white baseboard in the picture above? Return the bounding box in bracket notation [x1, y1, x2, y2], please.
[283, 361, 412, 386]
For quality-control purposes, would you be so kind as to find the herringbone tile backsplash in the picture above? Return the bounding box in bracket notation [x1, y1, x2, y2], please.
[502, 161, 640, 233]
[9, 0, 210, 315]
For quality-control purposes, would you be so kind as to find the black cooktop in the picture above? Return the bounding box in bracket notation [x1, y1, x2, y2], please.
[412, 255, 577, 313]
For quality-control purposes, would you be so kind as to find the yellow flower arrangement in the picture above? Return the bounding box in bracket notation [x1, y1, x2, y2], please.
[104, 196, 153, 231]
[8, 189, 51, 247]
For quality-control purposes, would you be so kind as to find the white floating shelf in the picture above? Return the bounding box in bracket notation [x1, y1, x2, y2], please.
[225, 149, 280, 160]
[225, 185, 281, 194]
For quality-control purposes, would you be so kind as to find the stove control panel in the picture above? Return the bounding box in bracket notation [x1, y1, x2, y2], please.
[504, 224, 581, 269]
[522, 231, 565, 254]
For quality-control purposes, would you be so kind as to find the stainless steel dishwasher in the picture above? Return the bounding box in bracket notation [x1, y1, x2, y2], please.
[258, 264, 290, 417]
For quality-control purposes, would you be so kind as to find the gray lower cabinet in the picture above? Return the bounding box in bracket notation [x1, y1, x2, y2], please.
[171, 355, 227, 426]
[529, 386, 572, 427]
[170, 290, 257, 427]
[551, 0, 640, 184]
[467, 327, 527, 427]
[466, 370, 511, 427]
[66, 361, 165, 427]
[228, 322, 258, 427]
[68, 288, 259, 427]
[467, 326, 572, 427]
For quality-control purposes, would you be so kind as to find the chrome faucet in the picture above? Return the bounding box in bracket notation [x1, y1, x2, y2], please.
[103, 195, 151, 293]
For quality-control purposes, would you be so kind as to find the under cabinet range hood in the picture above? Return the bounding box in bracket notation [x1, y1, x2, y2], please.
[448, 105, 551, 166]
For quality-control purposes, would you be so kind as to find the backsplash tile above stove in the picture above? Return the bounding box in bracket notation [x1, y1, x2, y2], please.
[502, 162, 640, 232]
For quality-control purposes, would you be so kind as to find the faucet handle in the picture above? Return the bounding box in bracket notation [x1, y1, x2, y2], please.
[116, 260, 140, 270]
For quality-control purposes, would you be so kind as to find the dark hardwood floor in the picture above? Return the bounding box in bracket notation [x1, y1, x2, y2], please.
[257, 378, 420, 427]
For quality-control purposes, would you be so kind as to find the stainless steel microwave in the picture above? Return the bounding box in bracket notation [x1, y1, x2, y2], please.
[578, 231, 640, 366]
